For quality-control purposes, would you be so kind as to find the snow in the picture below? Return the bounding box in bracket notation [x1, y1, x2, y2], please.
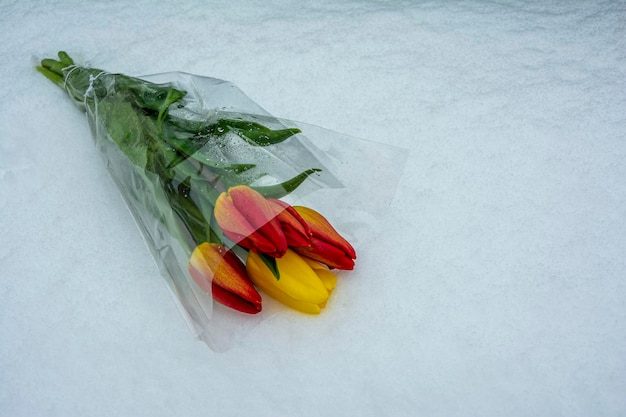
[2, 1, 626, 416]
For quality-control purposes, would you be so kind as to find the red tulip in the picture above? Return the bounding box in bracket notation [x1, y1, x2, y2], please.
[188, 242, 262, 314]
[214, 185, 287, 258]
[292, 206, 356, 270]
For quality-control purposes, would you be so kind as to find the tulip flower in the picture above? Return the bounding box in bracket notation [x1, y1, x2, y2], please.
[214, 185, 287, 258]
[246, 249, 338, 314]
[188, 242, 262, 314]
[292, 206, 356, 270]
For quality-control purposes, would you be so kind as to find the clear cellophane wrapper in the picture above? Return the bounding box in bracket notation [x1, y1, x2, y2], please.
[66, 69, 407, 351]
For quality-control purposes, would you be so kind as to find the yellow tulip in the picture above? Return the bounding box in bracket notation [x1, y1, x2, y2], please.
[302, 257, 337, 293]
[246, 249, 338, 314]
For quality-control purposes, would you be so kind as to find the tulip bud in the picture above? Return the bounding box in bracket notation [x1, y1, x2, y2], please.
[246, 249, 334, 314]
[188, 243, 262, 314]
[214, 185, 287, 258]
[292, 206, 356, 270]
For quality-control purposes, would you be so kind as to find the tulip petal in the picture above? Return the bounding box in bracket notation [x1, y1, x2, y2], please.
[188, 243, 262, 314]
[294, 206, 356, 259]
[302, 258, 338, 292]
[214, 186, 287, 257]
[228, 186, 281, 232]
[292, 206, 356, 269]
[214, 191, 258, 241]
[247, 250, 329, 308]
[211, 284, 262, 314]
[268, 198, 311, 247]
[293, 236, 355, 270]
[250, 276, 322, 314]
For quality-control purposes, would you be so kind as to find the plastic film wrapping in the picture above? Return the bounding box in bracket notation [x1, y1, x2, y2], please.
[37, 53, 408, 351]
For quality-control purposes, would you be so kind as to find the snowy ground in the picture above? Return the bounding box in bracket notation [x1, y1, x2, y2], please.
[1, 1, 626, 416]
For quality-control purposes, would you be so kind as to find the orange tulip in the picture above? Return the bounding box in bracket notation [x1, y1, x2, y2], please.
[214, 185, 287, 258]
[292, 206, 356, 270]
[188, 242, 262, 314]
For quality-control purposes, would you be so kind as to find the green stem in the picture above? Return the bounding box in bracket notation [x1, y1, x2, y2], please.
[35, 66, 63, 86]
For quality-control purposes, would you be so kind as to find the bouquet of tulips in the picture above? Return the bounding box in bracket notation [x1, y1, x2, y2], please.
[36, 51, 398, 349]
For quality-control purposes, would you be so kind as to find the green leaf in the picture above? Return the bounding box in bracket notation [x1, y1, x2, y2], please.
[217, 119, 301, 146]
[165, 116, 209, 134]
[163, 134, 212, 168]
[98, 99, 149, 169]
[113, 75, 187, 116]
[252, 168, 322, 199]
[258, 253, 280, 280]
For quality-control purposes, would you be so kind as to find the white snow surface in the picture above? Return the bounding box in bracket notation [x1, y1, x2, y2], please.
[2, 1, 626, 416]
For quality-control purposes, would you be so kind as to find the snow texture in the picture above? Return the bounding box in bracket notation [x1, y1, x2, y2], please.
[1, 1, 626, 416]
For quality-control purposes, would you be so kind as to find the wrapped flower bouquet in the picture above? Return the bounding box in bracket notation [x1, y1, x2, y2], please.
[36, 51, 404, 350]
